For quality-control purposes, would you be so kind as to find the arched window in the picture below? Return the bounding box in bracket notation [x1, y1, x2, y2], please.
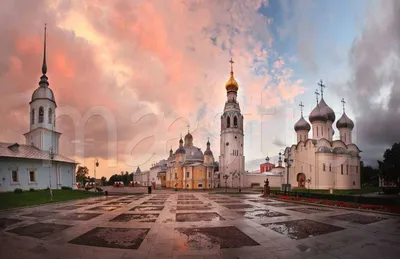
[31, 109, 35, 124]
[234, 116, 238, 127]
[329, 164, 332, 171]
[227, 116, 230, 128]
[341, 164, 344, 175]
[48, 108, 53, 124]
[38, 107, 44, 123]
[323, 163, 326, 171]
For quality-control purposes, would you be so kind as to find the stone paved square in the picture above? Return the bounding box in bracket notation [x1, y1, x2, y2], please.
[222, 204, 255, 209]
[236, 209, 289, 219]
[214, 200, 243, 204]
[22, 211, 59, 217]
[110, 213, 159, 222]
[0, 218, 22, 229]
[105, 201, 131, 206]
[176, 212, 225, 222]
[69, 227, 149, 249]
[56, 213, 102, 221]
[263, 219, 345, 240]
[268, 202, 300, 207]
[288, 207, 331, 213]
[7, 223, 71, 238]
[174, 226, 260, 250]
[329, 213, 387, 225]
[140, 201, 165, 205]
[130, 206, 164, 211]
[87, 206, 120, 211]
[1, 192, 399, 258]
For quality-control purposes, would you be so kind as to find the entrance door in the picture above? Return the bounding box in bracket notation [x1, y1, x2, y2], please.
[297, 173, 305, 188]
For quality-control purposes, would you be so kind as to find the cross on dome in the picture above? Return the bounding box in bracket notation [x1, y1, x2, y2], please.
[315, 89, 320, 104]
[318, 79, 325, 98]
[229, 58, 234, 73]
[299, 102, 304, 116]
[341, 98, 346, 112]
[187, 124, 190, 133]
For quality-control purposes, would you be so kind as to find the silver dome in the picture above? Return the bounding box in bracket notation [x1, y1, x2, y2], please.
[294, 116, 311, 132]
[31, 86, 55, 103]
[309, 104, 328, 123]
[204, 149, 213, 156]
[336, 112, 354, 130]
[333, 147, 348, 154]
[317, 146, 332, 153]
[175, 147, 186, 154]
[184, 146, 204, 162]
[319, 98, 335, 122]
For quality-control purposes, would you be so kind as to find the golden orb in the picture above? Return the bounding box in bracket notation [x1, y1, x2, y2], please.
[225, 72, 239, 92]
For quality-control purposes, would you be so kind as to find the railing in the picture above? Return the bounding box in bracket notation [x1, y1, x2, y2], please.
[271, 190, 400, 206]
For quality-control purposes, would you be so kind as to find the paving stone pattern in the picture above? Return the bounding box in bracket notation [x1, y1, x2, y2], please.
[1, 192, 399, 259]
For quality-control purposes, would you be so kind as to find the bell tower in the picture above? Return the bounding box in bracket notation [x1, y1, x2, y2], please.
[219, 58, 245, 187]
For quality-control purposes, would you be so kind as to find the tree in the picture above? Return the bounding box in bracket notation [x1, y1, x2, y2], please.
[76, 166, 89, 183]
[381, 142, 400, 187]
[213, 161, 219, 172]
[360, 161, 379, 186]
[101, 176, 107, 186]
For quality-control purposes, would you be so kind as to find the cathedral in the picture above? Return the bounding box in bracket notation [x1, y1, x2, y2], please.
[165, 132, 215, 189]
[284, 82, 361, 190]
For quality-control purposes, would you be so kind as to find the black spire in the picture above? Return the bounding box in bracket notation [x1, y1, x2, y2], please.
[39, 24, 49, 87]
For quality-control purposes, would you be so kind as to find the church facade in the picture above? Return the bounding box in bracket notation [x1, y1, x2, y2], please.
[165, 133, 215, 189]
[284, 83, 361, 190]
[0, 26, 77, 192]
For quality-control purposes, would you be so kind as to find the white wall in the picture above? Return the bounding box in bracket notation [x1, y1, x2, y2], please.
[242, 174, 283, 188]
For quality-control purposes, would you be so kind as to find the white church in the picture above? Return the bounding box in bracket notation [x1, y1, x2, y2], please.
[0, 26, 76, 192]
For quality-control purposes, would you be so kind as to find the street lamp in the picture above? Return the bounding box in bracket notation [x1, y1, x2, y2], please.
[223, 174, 229, 192]
[49, 147, 54, 201]
[283, 150, 293, 194]
[94, 158, 99, 191]
[174, 175, 178, 191]
[306, 177, 312, 195]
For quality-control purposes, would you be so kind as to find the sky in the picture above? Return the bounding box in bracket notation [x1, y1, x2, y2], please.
[1, 0, 399, 178]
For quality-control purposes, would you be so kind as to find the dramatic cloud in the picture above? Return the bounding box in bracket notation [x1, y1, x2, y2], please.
[0, 0, 306, 177]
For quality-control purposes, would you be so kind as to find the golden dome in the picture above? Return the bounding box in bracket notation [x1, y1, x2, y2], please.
[225, 71, 239, 92]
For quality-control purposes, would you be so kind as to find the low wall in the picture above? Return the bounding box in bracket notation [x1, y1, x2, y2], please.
[243, 174, 283, 188]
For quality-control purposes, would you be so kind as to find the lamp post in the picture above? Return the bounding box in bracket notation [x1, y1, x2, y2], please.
[283, 150, 293, 194]
[223, 174, 229, 192]
[49, 147, 54, 201]
[174, 175, 178, 191]
[306, 177, 311, 195]
[94, 158, 99, 191]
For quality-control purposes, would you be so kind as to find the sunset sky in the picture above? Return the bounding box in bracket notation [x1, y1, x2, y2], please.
[1, 0, 399, 179]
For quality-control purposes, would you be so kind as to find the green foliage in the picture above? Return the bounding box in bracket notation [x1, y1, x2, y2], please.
[101, 176, 107, 186]
[108, 172, 133, 185]
[76, 166, 89, 183]
[360, 161, 379, 186]
[380, 142, 400, 187]
[14, 188, 23, 194]
[29, 188, 35, 192]
[61, 186, 72, 190]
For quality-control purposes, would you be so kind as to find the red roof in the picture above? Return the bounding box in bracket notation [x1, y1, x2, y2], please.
[0, 142, 77, 164]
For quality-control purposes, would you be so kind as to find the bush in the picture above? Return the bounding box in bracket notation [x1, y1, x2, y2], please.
[96, 187, 103, 192]
[61, 186, 72, 190]
[382, 187, 400, 195]
[29, 188, 35, 192]
[14, 188, 23, 194]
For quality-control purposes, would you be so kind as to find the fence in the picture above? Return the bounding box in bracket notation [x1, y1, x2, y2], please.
[271, 190, 400, 206]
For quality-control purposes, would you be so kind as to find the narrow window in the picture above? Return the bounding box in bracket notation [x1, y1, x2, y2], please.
[31, 109, 35, 124]
[208, 171, 211, 178]
[323, 163, 326, 171]
[234, 116, 238, 127]
[12, 170, 18, 183]
[175, 173, 177, 179]
[346, 164, 349, 174]
[227, 116, 230, 128]
[39, 107, 44, 123]
[29, 171, 36, 182]
[186, 171, 190, 178]
[317, 127, 319, 136]
[48, 108, 53, 124]
[329, 164, 332, 171]
[341, 164, 343, 175]
[322, 127, 324, 136]
[353, 181, 355, 186]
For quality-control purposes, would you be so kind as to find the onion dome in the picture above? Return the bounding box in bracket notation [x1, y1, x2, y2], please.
[319, 98, 335, 122]
[204, 139, 213, 156]
[175, 136, 186, 154]
[184, 132, 193, 147]
[294, 116, 311, 132]
[265, 156, 270, 162]
[336, 112, 354, 130]
[184, 146, 204, 162]
[225, 71, 239, 92]
[309, 104, 328, 123]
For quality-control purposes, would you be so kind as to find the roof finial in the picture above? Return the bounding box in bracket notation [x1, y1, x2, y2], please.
[229, 58, 234, 75]
[341, 98, 346, 113]
[318, 79, 325, 98]
[187, 124, 190, 133]
[42, 23, 47, 75]
[315, 89, 320, 104]
[299, 101, 304, 117]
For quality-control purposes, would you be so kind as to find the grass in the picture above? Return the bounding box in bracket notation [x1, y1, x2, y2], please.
[0, 189, 103, 210]
[290, 187, 381, 195]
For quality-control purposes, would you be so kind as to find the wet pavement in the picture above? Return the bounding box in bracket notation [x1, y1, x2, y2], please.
[1, 192, 399, 258]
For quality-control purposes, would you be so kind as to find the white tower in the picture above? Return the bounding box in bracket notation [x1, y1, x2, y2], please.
[219, 58, 245, 187]
[24, 25, 60, 153]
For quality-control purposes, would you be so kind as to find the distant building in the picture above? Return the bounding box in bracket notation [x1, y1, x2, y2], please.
[0, 26, 77, 192]
[260, 156, 275, 173]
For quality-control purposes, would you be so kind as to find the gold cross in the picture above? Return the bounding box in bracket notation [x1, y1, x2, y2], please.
[229, 58, 234, 73]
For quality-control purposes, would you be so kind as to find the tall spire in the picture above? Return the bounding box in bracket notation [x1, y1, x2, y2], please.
[299, 102, 304, 117]
[39, 23, 49, 87]
[318, 79, 325, 98]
